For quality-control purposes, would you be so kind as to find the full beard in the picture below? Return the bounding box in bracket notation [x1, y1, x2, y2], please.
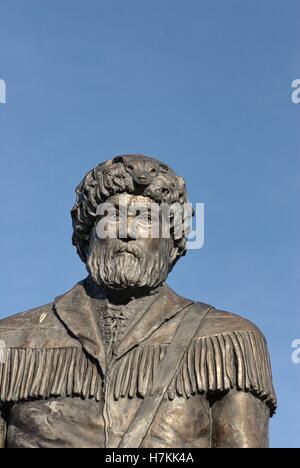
[86, 238, 172, 291]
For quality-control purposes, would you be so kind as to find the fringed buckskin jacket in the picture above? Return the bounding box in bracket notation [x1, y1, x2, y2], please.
[0, 280, 276, 448]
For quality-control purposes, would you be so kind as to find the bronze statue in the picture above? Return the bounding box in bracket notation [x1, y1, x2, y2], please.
[0, 155, 276, 448]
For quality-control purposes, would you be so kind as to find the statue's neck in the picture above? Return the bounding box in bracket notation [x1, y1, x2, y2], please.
[85, 277, 165, 356]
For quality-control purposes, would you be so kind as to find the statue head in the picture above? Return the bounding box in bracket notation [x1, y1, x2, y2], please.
[71, 154, 192, 291]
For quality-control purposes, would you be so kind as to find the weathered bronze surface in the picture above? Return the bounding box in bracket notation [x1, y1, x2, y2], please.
[0, 155, 276, 448]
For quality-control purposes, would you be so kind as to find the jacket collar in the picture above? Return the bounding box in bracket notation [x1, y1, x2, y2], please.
[53, 280, 107, 376]
[53, 280, 193, 376]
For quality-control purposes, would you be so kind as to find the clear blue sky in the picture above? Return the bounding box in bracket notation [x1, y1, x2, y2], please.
[0, 0, 299, 448]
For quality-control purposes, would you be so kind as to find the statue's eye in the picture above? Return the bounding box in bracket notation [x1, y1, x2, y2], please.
[150, 168, 156, 173]
[138, 213, 152, 224]
[127, 164, 134, 171]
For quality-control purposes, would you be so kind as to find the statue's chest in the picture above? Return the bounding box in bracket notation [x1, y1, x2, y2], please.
[7, 393, 211, 448]
[5, 341, 213, 447]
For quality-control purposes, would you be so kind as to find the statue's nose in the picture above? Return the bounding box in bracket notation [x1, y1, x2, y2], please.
[125, 218, 138, 240]
[138, 175, 146, 183]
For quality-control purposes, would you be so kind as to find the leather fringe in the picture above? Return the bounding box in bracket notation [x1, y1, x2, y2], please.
[0, 348, 103, 403]
[0, 331, 277, 414]
[112, 330, 276, 414]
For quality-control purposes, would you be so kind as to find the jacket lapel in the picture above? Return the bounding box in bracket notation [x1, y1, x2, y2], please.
[53, 281, 107, 376]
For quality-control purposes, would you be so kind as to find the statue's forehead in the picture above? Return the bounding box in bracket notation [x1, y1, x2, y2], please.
[103, 193, 156, 210]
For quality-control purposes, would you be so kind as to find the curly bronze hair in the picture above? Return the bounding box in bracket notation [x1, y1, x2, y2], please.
[71, 154, 192, 266]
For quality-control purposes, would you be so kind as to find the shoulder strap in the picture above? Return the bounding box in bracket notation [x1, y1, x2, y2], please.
[119, 301, 213, 448]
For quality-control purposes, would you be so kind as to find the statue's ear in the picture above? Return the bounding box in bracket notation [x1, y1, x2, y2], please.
[112, 156, 124, 164]
[159, 163, 169, 173]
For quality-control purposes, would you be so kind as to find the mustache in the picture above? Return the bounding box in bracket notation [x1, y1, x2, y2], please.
[110, 239, 143, 260]
[87, 236, 173, 290]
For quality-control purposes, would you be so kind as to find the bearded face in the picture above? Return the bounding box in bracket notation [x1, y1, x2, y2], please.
[87, 236, 173, 290]
[86, 194, 175, 291]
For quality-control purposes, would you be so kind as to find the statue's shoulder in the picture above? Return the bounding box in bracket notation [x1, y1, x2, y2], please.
[0, 298, 83, 404]
[0, 301, 78, 349]
[167, 288, 266, 339]
[0, 303, 54, 329]
[194, 304, 266, 339]
[187, 302, 276, 414]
